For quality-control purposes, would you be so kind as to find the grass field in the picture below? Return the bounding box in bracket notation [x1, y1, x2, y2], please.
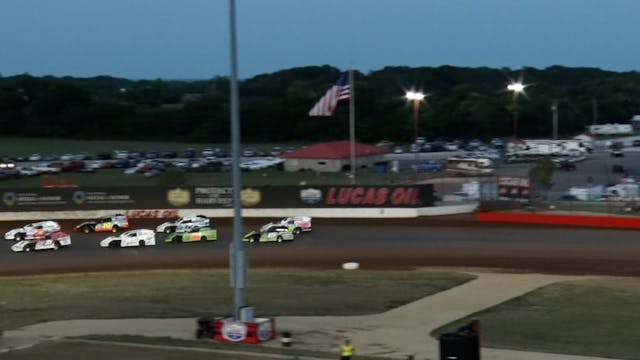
[4, 271, 640, 358]
[0, 269, 474, 330]
[0, 338, 396, 360]
[433, 278, 640, 360]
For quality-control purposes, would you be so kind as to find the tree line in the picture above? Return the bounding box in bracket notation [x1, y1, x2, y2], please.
[1, 65, 640, 144]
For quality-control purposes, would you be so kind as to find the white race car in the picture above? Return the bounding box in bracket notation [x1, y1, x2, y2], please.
[155, 215, 210, 234]
[11, 232, 71, 252]
[4, 220, 62, 241]
[278, 216, 312, 235]
[100, 229, 156, 248]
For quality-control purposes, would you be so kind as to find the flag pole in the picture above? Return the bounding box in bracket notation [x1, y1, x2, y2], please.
[348, 69, 356, 184]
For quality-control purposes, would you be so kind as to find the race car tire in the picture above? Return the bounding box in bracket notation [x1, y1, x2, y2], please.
[139, 240, 145, 247]
[53, 242, 60, 250]
[293, 227, 302, 235]
[111, 225, 119, 233]
[82, 226, 91, 234]
[200, 236, 207, 241]
[23, 244, 31, 252]
[164, 227, 174, 234]
[277, 236, 283, 243]
[108, 241, 120, 248]
[16, 233, 25, 241]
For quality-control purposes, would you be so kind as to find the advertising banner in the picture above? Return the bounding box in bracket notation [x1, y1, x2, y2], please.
[0, 184, 434, 212]
[497, 176, 530, 201]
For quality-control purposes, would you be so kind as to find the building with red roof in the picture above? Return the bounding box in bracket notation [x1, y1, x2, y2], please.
[279, 140, 389, 172]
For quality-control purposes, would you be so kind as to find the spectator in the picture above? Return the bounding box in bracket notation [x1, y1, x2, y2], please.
[340, 339, 353, 360]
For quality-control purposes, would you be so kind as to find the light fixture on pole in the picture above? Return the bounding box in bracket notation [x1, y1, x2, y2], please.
[405, 91, 425, 141]
[507, 82, 525, 139]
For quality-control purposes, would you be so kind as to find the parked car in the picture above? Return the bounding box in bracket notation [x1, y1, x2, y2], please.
[182, 148, 197, 158]
[243, 223, 294, 243]
[31, 163, 62, 174]
[146, 150, 159, 159]
[242, 148, 256, 157]
[100, 229, 156, 248]
[129, 150, 145, 160]
[74, 152, 93, 160]
[278, 216, 312, 235]
[490, 138, 505, 149]
[165, 225, 218, 243]
[558, 160, 576, 171]
[162, 150, 178, 159]
[11, 231, 71, 252]
[96, 151, 112, 160]
[4, 221, 62, 241]
[17, 166, 38, 176]
[74, 214, 129, 233]
[60, 153, 75, 161]
[156, 215, 210, 234]
[0, 162, 19, 178]
[201, 148, 216, 157]
[612, 164, 626, 174]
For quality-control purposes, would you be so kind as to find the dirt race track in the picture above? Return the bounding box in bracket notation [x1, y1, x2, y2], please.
[2, 215, 640, 277]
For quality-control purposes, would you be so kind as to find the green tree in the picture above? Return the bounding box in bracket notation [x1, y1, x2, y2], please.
[529, 157, 555, 199]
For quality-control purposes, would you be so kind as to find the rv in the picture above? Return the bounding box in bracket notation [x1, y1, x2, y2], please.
[507, 139, 592, 157]
[445, 157, 495, 176]
[588, 123, 633, 136]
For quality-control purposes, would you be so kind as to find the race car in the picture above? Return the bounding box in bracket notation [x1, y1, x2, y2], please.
[4, 221, 62, 241]
[243, 223, 294, 243]
[155, 215, 210, 234]
[74, 214, 129, 233]
[165, 225, 218, 243]
[100, 229, 156, 248]
[11, 231, 71, 252]
[278, 216, 312, 235]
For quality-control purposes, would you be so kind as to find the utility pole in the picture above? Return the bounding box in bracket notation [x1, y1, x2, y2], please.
[551, 99, 558, 140]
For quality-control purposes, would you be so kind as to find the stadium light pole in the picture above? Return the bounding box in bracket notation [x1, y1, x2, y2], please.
[228, 0, 247, 321]
[507, 82, 525, 139]
[405, 91, 425, 141]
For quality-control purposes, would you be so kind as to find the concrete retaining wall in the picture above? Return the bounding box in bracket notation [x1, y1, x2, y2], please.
[477, 211, 640, 229]
[0, 203, 479, 221]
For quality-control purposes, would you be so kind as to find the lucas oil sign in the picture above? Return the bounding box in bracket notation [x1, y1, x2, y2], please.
[299, 185, 434, 207]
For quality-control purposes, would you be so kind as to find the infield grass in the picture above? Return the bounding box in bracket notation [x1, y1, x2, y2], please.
[73, 336, 396, 360]
[433, 277, 640, 360]
[0, 269, 474, 330]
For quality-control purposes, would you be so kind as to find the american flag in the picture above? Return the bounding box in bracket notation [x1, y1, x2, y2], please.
[308, 72, 350, 116]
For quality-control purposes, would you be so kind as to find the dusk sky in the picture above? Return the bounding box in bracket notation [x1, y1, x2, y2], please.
[2, 0, 640, 79]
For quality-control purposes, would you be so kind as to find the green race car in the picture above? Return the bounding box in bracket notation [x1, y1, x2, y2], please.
[165, 225, 218, 243]
[243, 223, 294, 243]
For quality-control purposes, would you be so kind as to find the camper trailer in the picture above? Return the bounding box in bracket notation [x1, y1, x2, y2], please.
[445, 157, 494, 176]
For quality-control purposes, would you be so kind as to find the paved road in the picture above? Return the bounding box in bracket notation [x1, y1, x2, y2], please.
[2, 217, 640, 276]
[391, 148, 640, 199]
